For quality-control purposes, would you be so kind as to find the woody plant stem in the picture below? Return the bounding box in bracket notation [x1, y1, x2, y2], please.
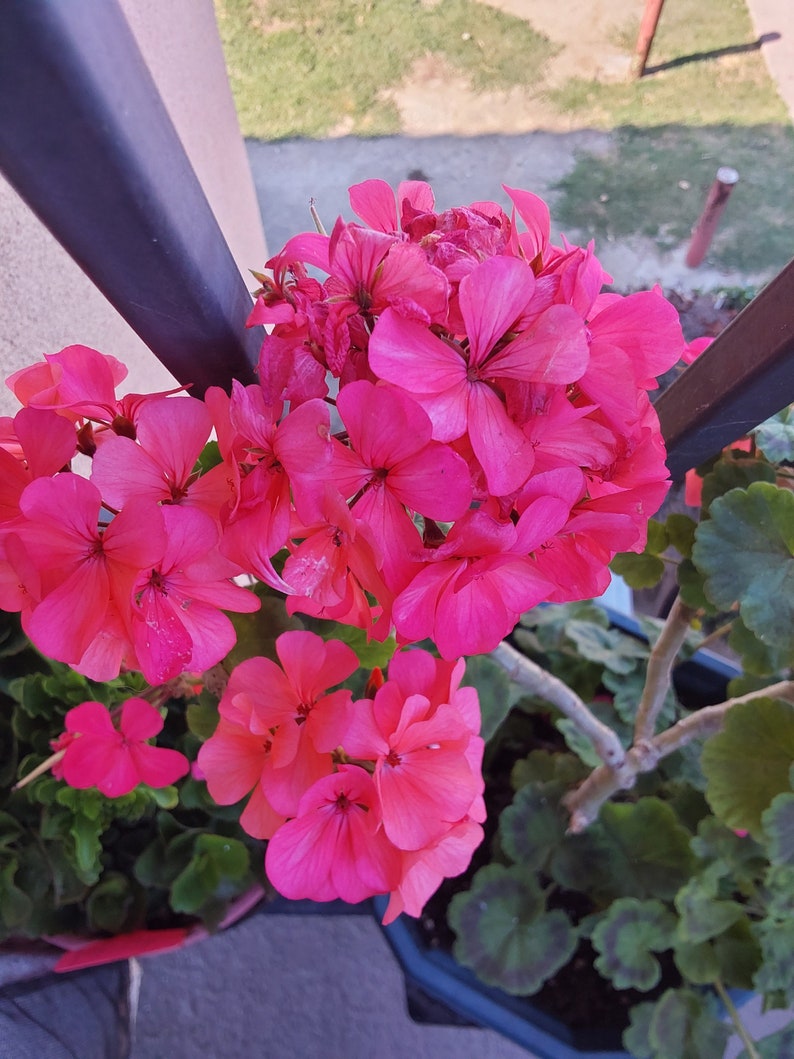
[491, 594, 794, 834]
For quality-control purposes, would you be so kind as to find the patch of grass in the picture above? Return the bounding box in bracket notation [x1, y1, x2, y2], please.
[215, 0, 554, 140]
[555, 125, 794, 274]
[550, 0, 787, 127]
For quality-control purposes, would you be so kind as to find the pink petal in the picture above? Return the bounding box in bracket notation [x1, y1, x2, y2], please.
[458, 257, 536, 366]
[466, 382, 535, 495]
[129, 743, 190, 788]
[119, 698, 164, 741]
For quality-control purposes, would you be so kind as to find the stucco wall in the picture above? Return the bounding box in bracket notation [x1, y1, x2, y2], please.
[0, 0, 266, 416]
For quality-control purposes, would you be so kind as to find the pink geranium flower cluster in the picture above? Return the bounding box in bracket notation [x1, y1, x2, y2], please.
[197, 630, 484, 922]
[242, 179, 685, 656]
[0, 346, 259, 684]
[1, 179, 687, 917]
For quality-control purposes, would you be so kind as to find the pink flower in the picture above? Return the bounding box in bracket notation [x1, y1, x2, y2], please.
[265, 765, 402, 904]
[130, 506, 259, 685]
[369, 256, 589, 495]
[343, 683, 483, 851]
[229, 631, 358, 816]
[17, 474, 165, 673]
[53, 698, 188, 797]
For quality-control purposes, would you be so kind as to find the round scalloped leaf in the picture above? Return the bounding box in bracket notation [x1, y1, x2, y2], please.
[564, 620, 648, 674]
[553, 798, 696, 902]
[700, 457, 775, 512]
[677, 558, 716, 613]
[666, 514, 698, 560]
[701, 698, 794, 838]
[609, 551, 665, 589]
[674, 869, 746, 944]
[728, 614, 794, 677]
[647, 988, 730, 1059]
[498, 780, 567, 869]
[692, 482, 794, 649]
[591, 897, 676, 991]
[753, 406, 794, 464]
[448, 863, 578, 996]
[752, 918, 794, 1004]
[762, 791, 794, 866]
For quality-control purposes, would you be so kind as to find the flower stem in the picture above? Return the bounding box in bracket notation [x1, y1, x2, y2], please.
[13, 749, 66, 791]
[633, 594, 696, 745]
[714, 978, 761, 1059]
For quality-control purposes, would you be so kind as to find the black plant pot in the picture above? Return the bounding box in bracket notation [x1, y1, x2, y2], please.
[375, 608, 741, 1059]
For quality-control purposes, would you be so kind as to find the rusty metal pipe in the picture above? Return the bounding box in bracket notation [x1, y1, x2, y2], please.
[685, 167, 740, 269]
[632, 0, 666, 78]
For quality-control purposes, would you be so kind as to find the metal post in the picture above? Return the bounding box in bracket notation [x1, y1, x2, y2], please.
[685, 167, 740, 269]
[631, 0, 666, 78]
[657, 257, 794, 479]
[0, 0, 261, 396]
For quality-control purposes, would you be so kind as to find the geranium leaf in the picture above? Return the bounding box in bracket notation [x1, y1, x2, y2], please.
[752, 918, 794, 1004]
[591, 897, 676, 991]
[762, 791, 794, 866]
[674, 870, 745, 944]
[552, 798, 696, 902]
[648, 988, 730, 1059]
[728, 615, 794, 676]
[465, 653, 523, 741]
[753, 406, 794, 463]
[646, 519, 669, 555]
[666, 513, 698, 560]
[701, 698, 794, 838]
[564, 620, 648, 674]
[0, 860, 33, 929]
[693, 483, 794, 648]
[610, 551, 666, 589]
[677, 558, 716, 613]
[700, 457, 775, 512]
[498, 780, 567, 869]
[86, 871, 139, 933]
[448, 863, 578, 996]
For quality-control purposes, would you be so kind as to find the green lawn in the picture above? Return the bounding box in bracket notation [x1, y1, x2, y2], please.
[214, 0, 554, 140]
[215, 0, 788, 140]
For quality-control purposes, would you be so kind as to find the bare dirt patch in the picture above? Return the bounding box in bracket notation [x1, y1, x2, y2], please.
[385, 0, 642, 134]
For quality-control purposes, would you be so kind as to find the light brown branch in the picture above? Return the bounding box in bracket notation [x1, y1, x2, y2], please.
[563, 680, 794, 832]
[490, 640, 625, 768]
[633, 595, 696, 745]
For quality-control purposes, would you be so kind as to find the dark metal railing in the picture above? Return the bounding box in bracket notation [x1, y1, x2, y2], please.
[0, 0, 260, 397]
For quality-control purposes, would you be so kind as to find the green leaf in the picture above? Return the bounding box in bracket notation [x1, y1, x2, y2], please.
[647, 519, 669, 555]
[677, 559, 716, 613]
[186, 692, 221, 740]
[148, 785, 179, 810]
[0, 860, 33, 929]
[674, 868, 746, 944]
[69, 813, 104, 884]
[666, 514, 698, 560]
[224, 595, 302, 671]
[623, 1000, 656, 1058]
[564, 620, 648, 674]
[320, 620, 397, 669]
[729, 615, 794, 676]
[647, 988, 730, 1059]
[700, 457, 776, 512]
[464, 654, 523, 741]
[753, 406, 794, 463]
[448, 864, 578, 996]
[498, 781, 567, 870]
[195, 438, 222, 473]
[609, 551, 665, 589]
[690, 817, 767, 888]
[752, 918, 794, 1004]
[701, 698, 794, 838]
[693, 483, 794, 649]
[591, 897, 676, 991]
[86, 872, 139, 934]
[762, 791, 794, 866]
[552, 798, 696, 902]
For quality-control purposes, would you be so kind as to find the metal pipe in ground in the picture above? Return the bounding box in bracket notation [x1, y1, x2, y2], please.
[631, 0, 666, 78]
[685, 167, 740, 269]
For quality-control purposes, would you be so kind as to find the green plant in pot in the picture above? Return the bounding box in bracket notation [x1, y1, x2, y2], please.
[419, 407, 794, 1059]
